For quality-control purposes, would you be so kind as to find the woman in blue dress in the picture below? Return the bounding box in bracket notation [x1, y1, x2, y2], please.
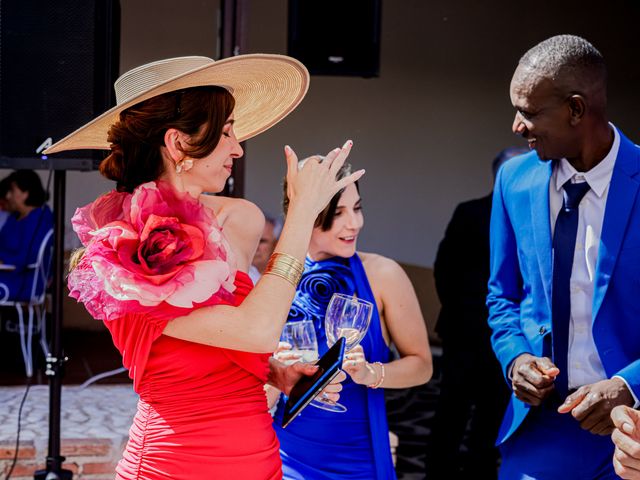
[0, 170, 53, 301]
[272, 155, 433, 479]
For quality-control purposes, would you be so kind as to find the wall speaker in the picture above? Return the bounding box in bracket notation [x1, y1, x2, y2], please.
[0, 0, 120, 167]
[288, 0, 381, 78]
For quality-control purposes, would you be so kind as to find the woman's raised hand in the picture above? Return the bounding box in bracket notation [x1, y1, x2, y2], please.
[284, 140, 365, 217]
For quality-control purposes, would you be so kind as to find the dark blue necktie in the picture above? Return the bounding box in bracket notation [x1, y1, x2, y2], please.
[551, 180, 590, 397]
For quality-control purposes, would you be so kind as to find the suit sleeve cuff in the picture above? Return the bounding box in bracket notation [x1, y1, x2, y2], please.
[507, 361, 515, 383]
[613, 375, 640, 408]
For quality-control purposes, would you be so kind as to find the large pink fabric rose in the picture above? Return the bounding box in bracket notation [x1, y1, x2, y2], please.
[69, 182, 236, 321]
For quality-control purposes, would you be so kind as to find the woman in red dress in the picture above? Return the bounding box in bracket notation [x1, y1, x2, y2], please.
[46, 55, 362, 479]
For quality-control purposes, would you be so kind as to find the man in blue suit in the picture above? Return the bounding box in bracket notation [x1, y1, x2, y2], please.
[488, 34, 640, 479]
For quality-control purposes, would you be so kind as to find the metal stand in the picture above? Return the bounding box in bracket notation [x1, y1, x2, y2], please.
[34, 170, 73, 480]
[220, 0, 248, 198]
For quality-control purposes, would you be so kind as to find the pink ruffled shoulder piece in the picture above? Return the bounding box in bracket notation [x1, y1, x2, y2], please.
[68, 181, 237, 321]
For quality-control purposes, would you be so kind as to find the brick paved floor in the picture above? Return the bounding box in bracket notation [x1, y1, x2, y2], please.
[1, 327, 440, 479]
[0, 385, 137, 479]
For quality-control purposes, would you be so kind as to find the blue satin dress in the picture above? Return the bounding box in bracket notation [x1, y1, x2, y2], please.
[273, 254, 396, 480]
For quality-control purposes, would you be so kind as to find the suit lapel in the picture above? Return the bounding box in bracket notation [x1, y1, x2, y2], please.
[593, 132, 640, 321]
[529, 160, 554, 312]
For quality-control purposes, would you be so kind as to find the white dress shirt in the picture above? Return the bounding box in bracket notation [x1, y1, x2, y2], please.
[549, 125, 626, 391]
[248, 264, 261, 285]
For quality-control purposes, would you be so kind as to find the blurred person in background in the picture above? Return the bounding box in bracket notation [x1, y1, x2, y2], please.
[249, 212, 281, 284]
[427, 146, 526, 479]
[0, 176, 12, 232]
[0, 169, 53, 301]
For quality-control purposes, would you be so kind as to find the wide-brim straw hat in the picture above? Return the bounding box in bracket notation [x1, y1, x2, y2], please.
[44, 54, 309, 154]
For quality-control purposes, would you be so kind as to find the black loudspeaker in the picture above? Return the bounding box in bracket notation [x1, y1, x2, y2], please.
[288, 0, 381, 78]
[0, 0, 120, 168]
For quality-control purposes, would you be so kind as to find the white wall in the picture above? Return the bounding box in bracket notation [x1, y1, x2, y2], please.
[241, 0, 640, 266]
[34, 0, 640, 264]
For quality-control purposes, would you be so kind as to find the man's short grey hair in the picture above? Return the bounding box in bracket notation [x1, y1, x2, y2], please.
[264, 213, 277, 227]
[519, 35, 606, 86]
[263, 212, 283, 238]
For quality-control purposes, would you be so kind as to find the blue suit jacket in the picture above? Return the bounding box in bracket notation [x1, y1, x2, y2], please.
[487, 128, 640, 445]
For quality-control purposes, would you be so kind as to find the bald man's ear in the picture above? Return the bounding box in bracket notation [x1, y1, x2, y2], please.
[568, 95, 586, 126]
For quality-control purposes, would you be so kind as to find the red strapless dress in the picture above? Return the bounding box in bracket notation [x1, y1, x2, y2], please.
[104, 271, 282, 479]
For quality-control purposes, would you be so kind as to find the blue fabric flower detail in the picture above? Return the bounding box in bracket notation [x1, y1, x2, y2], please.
[289, 256, 356, 332]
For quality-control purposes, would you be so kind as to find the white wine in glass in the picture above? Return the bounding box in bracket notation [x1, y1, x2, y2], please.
[328, 327, 361, 347]
[279, 320, 319, 365]
[311, 293, 373, 413]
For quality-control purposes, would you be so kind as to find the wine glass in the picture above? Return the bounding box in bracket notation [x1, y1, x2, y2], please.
[278, 320, 319, 365]
[310, 293, 373, 412]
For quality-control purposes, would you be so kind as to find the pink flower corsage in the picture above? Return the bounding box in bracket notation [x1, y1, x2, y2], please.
[68, 181, 236, 321]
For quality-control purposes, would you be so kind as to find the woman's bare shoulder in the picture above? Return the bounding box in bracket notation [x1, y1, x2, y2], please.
[200, 195, 265, 269]
[227, 198, 265, 234]
[199, 195, 264, 230]
[358, 251, 403, 278]
[359, 252, 411, 294]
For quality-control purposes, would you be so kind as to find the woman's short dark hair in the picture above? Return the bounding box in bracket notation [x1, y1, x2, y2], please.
[282, 156, 359, 231]
[100, 86, 235, 193]
[8, 169, 48, 207]
[0, 176, 12, 200]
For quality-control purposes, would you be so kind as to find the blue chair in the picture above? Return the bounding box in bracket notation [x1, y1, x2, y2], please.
[0, 228, 54, 377]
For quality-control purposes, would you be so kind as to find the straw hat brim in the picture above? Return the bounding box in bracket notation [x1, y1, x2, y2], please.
[44, 54, 309, 154]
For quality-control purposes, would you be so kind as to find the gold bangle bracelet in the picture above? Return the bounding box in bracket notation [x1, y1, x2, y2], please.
[269, 261, 303, 276]
[264, 269, 301, 287]
[268, 252, 304, 271]
[264, 252, 304, 287]
[267, 252, 302, 264]
[368, 362, 385, 389]
[266, 265, 303, 280]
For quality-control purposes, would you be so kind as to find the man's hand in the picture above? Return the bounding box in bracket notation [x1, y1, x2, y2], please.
[611, 405, 640, 479]
[510, 354, 559, 406]
[557, 378, 634, 435]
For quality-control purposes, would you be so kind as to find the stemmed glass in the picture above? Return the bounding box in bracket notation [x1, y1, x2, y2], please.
[278, 320, 319, 365]
[310, 293, 373, 413]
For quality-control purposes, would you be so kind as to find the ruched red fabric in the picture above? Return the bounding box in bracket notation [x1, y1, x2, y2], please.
[104, 272, 282, 479]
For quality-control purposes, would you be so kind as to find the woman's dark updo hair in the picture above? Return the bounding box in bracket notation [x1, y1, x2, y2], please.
[282, 155, 360, 231]
[100, 85, 235, 192]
